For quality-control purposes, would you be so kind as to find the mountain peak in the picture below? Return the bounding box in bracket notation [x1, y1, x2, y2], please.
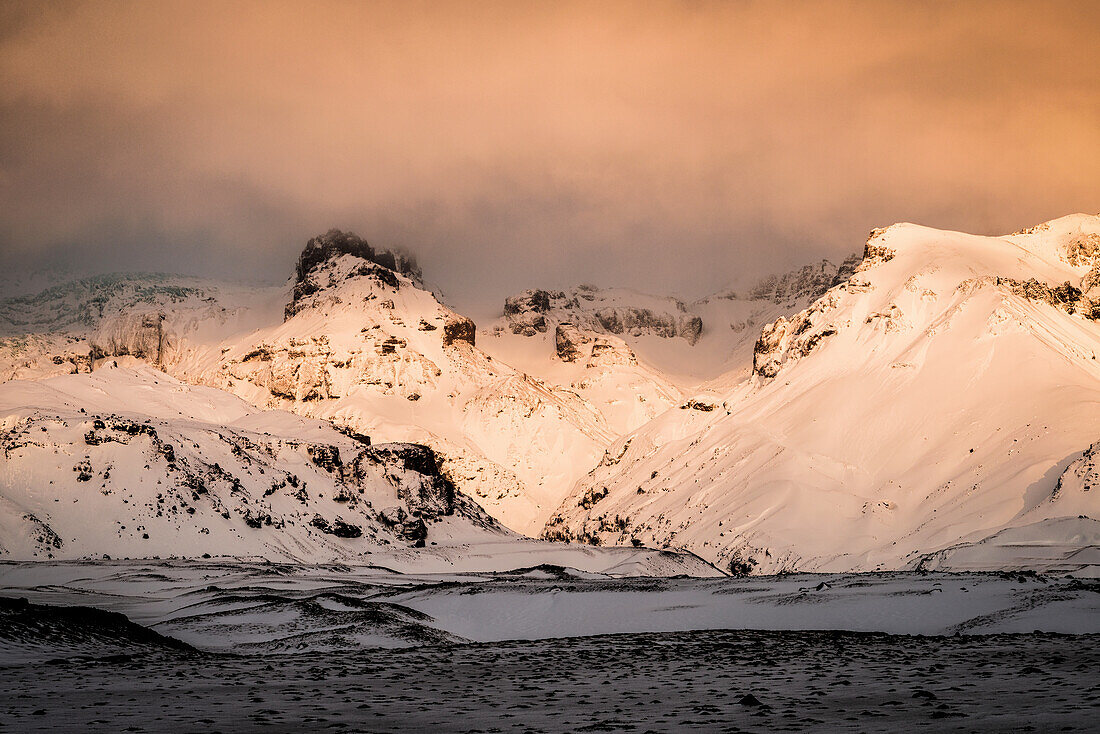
[285, 230, 424, 320]
[294, 229, 422, 284]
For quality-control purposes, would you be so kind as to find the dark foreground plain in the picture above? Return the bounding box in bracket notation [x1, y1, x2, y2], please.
[2, 627, 1097, 733]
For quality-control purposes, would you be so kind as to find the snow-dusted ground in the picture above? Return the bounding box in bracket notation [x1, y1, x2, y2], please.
[2, 561, 1097, 653]
[1, 562, 1097, 732]
[2, 625, 1096, 733]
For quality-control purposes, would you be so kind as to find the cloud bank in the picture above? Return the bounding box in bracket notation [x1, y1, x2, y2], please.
[1, 0, 1097, 308]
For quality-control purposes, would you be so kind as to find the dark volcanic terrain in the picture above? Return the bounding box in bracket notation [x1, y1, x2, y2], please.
[0, 607, 1097, 733]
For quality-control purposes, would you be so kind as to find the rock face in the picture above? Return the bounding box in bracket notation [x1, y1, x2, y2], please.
[89, 312, 171, 366]
[294, 229, 421, 284]
[554, 324, 591, 362]
[502, 286, 704, 344]
[997, 277, 1098, 319]
[554, 323, 639, 368]
[498, 259, 859, 358]
[442, 316, 476, 347]
[503, 290, 556, 335]
[369, 443, 457, 519]
[751, 291, 842, 379]
[745, 257, 859, 306]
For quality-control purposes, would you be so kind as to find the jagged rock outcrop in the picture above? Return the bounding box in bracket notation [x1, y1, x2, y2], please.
[294, 229, 421, 284]
[369, 443, 457, 520]
[752, 290, 843, 379]
[442, 316, 476, 347]
[554, 323, 591, 362]
[996, 277, 1099, 319]
[285, 229, 422, 319]
[553, 323, 642, 369]
[501, 286, 704, 344]
[746, 257, 857, 306]
[503, 290, 558, 335]
[1052, 440, 1099, 501]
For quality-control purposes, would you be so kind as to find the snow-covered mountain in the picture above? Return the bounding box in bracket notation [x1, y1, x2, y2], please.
[0, 365, 503, 560]
[0, 365, 718, 575]
[0, 232, 633, 534]
[3, 217, 1097, 575]
[543, 214, 1100, 575]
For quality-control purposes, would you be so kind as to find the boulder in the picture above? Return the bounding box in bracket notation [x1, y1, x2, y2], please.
[442, 316, 476, 347]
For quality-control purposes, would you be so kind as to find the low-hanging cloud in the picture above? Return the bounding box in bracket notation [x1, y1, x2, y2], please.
[1, 0, 1097, 309]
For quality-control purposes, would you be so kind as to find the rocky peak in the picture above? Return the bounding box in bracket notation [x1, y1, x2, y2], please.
[294, 229, 421, 284]
[285, 229, 423, 320]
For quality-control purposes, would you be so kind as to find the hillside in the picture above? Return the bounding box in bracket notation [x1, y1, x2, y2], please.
[544, 215, 1100, 575]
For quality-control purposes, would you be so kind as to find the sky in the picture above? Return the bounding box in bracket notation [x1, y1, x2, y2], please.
[0, 0, 1098, 310]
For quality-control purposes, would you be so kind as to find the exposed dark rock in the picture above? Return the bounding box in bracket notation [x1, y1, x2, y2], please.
[379, 336, 407, 355]
[680, 399, 716, 412]
[293, 229, 420, 284]
[284, 229, 421, 319]
[306, 444, 342, 474]
[369, 443, 457, 519]
[555, 323, 590, 362]
[504, 289, 560, 335]
[502, 287, 703, 343]
[334, 425, 371, 446]
[577, 486, 609, 510]
[23, 514, 63, 549]
[442, 316, 476, 347]
[860, 227, 897, 269]
[504, 290, 554, 316]
[728, 551, 757, 577]
[309, 514, 363, 538]
[678, 315, 703, 344]
[241, 509, 276, 529]
[398, 517, 428, 547]
[752, 292, 841, 380]
[997, 277, 1097, 319]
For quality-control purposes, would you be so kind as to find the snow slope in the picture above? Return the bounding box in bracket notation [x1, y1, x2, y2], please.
[0, 365, 719, 574]
[545, 215, 1100, 575]
[0, 365, 508, 561]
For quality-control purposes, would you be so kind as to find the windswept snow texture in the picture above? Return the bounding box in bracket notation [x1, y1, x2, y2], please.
[546, 214, 1100, 574]
[2, 562, 1098, 651]
[1, 563, 1098, 732]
